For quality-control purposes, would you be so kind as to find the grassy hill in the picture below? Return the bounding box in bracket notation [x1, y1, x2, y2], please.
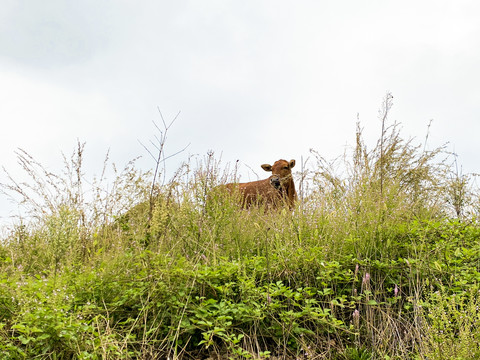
[1, 119, 480, 359]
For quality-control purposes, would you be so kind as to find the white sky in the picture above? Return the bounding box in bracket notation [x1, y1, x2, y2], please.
[1, 0, 480, 223]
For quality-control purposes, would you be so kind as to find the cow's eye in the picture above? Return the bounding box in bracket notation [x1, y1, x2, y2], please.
[283, 166, 289, 170]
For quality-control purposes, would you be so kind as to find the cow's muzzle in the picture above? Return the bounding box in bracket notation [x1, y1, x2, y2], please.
[270, 175, 281, 189]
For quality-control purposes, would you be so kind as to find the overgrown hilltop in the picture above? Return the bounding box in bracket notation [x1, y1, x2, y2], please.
[1, 98, 480, 359]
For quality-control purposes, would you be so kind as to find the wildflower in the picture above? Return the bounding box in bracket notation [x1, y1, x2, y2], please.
[352, 309, 360, 328]
[394, 284, 399, 297]
[362, 272, 370, 286]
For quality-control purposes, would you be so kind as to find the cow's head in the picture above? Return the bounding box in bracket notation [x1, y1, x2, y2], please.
[261, 159, 295, 188]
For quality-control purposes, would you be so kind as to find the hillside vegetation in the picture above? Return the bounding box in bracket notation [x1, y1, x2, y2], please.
[1, 99, 480, 359]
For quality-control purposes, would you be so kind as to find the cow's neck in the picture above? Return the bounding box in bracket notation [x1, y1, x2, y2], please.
[283, 178, 295, 196]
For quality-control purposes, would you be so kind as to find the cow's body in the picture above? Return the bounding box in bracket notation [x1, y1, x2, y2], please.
[225, 159, 297, 209]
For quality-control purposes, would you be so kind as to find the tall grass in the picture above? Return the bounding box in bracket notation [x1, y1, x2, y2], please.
[1, 95, 480, 359]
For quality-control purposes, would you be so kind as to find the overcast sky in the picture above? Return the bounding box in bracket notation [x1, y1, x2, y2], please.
[1, 0, 480, 223]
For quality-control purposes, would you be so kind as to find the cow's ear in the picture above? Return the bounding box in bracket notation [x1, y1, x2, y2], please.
[289, 160, 296, 169]
[261, 164, 272, 172]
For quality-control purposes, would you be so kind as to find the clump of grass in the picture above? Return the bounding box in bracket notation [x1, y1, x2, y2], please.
[305, 93, 451, 261]
[1, 141, 152, 275]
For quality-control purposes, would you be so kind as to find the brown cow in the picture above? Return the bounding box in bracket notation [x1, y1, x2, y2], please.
[224, 159, 297, 209]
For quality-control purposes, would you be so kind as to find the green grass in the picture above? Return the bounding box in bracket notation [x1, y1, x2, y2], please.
[2, 101, 480, 359]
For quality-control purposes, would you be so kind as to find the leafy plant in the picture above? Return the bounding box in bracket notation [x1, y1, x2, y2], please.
[418, 286, 480, 360]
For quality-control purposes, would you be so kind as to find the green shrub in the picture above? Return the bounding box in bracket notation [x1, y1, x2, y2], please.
[418, 286, 480, 360]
